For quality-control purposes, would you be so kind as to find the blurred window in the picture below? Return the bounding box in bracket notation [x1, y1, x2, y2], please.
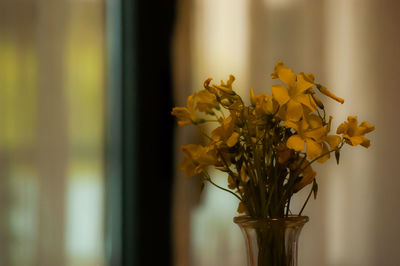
[0, 0, 105, 265]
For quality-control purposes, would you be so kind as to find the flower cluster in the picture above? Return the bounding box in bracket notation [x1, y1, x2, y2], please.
[171, 61, 374, 218]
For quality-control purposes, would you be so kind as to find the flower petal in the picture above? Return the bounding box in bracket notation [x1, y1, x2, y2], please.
[286, 100, 303, 121]
[272, 61, 296, 88]
[287, 135, 305, 151]
[171, 107, 192, 126]
[360, 136, 371, 148]
[326, 135, 341, 150]
[295, 94, 316, 112]
[294, 163, 316, 192]
[226, 132, 240, 147]
[187, 94, 196, 112]
[302, 72, 315, 83]
[285, 120, 299, 131]
[347, 116, 358, 132]
[305, 139, 323, 159]
[336, 122, 348, 134]
[359, 121, 375, 134]
[296, 72, 314, 93]
[271, 85, 290, 106]
[304, 127, 327, 142]
[317, 142, 330, 163]
[306, 113, 323, 129]
[178, 156, 197, 177]
[349, 136, 364, 146]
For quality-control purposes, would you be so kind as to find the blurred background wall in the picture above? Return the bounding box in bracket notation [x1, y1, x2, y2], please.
[172, 0, 400, 266]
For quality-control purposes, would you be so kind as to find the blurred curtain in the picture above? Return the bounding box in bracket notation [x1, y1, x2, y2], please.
[172, 0, 400, 265]
[0, 0, 105, 265]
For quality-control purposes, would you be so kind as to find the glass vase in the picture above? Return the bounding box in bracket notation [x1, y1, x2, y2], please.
[234, 216, 309, 266]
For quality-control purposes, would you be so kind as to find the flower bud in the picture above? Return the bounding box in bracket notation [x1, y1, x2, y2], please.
[250, 88, 256, 106]
[316, 84, 344, 104]
[335, 150, 340, 165]
[311, 93, 324, 109]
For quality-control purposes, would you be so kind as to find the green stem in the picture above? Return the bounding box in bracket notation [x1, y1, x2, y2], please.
[203, 172, 242, 201]
[285, 197, 291, 217]
[298, 182, 314, 216]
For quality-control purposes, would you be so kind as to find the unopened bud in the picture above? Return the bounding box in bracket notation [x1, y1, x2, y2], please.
[311, 93, 324, 109]
[335, 150, 340, 165]
[250, 88, 256, 106]
[204, 78, 212, 89]
[316, 84, 344, 104]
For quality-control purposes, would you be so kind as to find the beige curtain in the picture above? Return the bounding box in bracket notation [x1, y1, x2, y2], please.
[0, 1, 105, 265]
[172, 0, 400, 265]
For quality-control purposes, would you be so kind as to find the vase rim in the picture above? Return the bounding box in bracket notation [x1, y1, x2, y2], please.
[233, 215, 309, 226]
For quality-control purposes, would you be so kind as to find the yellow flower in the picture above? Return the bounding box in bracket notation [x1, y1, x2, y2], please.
[336, 116, 375, 147]
[271, 61, 317, 121]
[179, 144, 217, 177]
[211, 115, 240, 147]
[205, 75, 236, 98]
[317, 116, 342, 163]
[205, 76, 244, 111]
[285, 114, 327, 160]
[195, 89, 219, 113]
[215, 74, 236, 94]
[253, 93, 277, 117]
[171, 95, 196, 126]
[249, 88, 257, 106]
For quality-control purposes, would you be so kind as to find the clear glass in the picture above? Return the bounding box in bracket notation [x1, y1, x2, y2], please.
[234, 216, 309, 266]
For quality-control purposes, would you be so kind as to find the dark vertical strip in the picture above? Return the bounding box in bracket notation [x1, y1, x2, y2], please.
[106, 0, 176, 265]
[135, 1, 176, 265]
[121, 0, 138, 265]
[105, 0, 124, 265]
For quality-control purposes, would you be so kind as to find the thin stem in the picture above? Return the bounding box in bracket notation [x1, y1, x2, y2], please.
[203, 172, 242, 201]
[285, 196, 291, 217]
[196, 125, 213, 141]
[298, 182, 314, 216]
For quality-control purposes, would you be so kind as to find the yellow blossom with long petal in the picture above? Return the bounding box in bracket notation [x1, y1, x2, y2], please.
[179, 144, 217, 177]
[337, 116, 375, 147]
[207, 75, 236, 99]
[271, 61, 316, 121]
[195, 89, 219, 113]
[171, 95, 197, 126]
[211, 115, 240, 147]
[286, 114, 328, 160]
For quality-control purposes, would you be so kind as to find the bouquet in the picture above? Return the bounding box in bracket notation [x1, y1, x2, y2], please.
[171, 61, 374, 219]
